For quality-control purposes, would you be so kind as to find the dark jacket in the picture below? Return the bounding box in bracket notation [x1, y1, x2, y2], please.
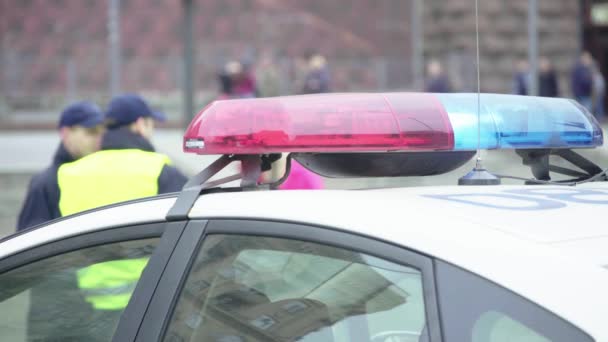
[539, 71, 559, 97]
[513, 72, 529, 95]
[425, 75, 451, 93]
[16, 129, 187, 231]
[302, 69, 330, 94]
[571, 63, 593, 98]
[17, 144, 74, 231]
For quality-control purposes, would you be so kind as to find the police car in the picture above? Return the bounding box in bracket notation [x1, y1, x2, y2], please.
[1, 93, 607, 342]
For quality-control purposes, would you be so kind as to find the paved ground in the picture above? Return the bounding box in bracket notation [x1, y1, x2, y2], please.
[0, 130, 219, 174]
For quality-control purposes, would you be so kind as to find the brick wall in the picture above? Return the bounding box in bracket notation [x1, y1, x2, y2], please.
[1, 0, 415, 95]
[424, 0, 580, 94]
[1, 0, 583, 99]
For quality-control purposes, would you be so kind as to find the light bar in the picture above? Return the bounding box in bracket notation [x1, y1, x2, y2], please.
[184, 93, 603, 155]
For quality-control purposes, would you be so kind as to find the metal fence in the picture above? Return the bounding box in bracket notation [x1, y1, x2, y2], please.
[0, 56, 415, 126]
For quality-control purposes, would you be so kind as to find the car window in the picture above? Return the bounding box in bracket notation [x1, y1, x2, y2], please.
[0, 238, 159, 342]
[164, 234, 427, 342]
[473, 311, 549, 342]
[436, 261, 593, 342]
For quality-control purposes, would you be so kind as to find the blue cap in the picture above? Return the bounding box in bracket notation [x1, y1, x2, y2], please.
[105, 94, 166, 128]
[58, 101, 105, 129]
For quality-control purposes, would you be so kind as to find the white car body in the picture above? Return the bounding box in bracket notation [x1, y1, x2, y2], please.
[2, 183, 608, 340]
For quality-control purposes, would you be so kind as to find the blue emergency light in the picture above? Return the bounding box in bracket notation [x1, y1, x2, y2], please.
[440, 93, 603, 150]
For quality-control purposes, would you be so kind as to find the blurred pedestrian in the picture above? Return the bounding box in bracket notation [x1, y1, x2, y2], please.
[56, 94, 188, 217]
[425, 60, 451, 93]
[239, 59, 259, 98]
[512, 59, 530, 95]
[571, 51, 594, 111]
[217, 71, 233, 100]
[592, 60, 606, 121]
[292, 56, 310, 94]
[259, 155, 324, 190]
[538, 57, 559, 97]
[279, 160, 324, 190]
[226, 60, 258, 98]
[302, 54, 331, 94]
[255, 53, 281, 97]
[16, 101, 105, 231]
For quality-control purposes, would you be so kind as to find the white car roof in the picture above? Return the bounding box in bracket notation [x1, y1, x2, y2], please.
[2, 184, 608, 340]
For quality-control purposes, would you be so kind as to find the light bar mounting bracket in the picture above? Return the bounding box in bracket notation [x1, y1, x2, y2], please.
[166, 153, 288, 221]
[516, 149, 606, 183]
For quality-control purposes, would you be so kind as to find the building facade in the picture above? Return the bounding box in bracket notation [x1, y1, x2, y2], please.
[424, 0, 581, 94]
[1, 0, 604, 113]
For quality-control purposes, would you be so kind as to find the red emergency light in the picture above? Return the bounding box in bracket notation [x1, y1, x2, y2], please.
[183, 93, 454, 154]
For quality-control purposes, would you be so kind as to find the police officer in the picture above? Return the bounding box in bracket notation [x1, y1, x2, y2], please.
[17, 101, 105, 231]
[53, 94, 187, 334]
[16, 102, 105, 341]
[56, 93, 187, 216]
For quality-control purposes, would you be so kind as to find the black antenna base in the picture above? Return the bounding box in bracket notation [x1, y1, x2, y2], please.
[458, 159, 501, 186]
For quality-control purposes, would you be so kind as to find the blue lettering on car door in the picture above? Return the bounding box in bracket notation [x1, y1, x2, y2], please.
[425, 188, 608, 210]
[505, 188, 608, 205]
[424, 193, 565, 210]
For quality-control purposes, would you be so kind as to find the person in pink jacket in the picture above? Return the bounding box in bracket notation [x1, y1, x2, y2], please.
[279, 160, 324, 190]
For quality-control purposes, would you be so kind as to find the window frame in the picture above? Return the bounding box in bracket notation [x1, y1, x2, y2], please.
[134, 220, 208, 342]
[135, 219, 443, 342]
[0, 220, 189, 342]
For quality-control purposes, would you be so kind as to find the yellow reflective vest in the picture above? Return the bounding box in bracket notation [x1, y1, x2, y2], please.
[57, 149, 171, 216]
[57, 149, 172, 310]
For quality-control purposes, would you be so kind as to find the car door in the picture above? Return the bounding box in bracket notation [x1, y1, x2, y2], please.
[135, 219, 442, 342]
[0, 220, 188, 342]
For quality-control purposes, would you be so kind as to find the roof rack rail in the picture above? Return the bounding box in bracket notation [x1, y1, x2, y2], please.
[166, 153, 288, 221]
